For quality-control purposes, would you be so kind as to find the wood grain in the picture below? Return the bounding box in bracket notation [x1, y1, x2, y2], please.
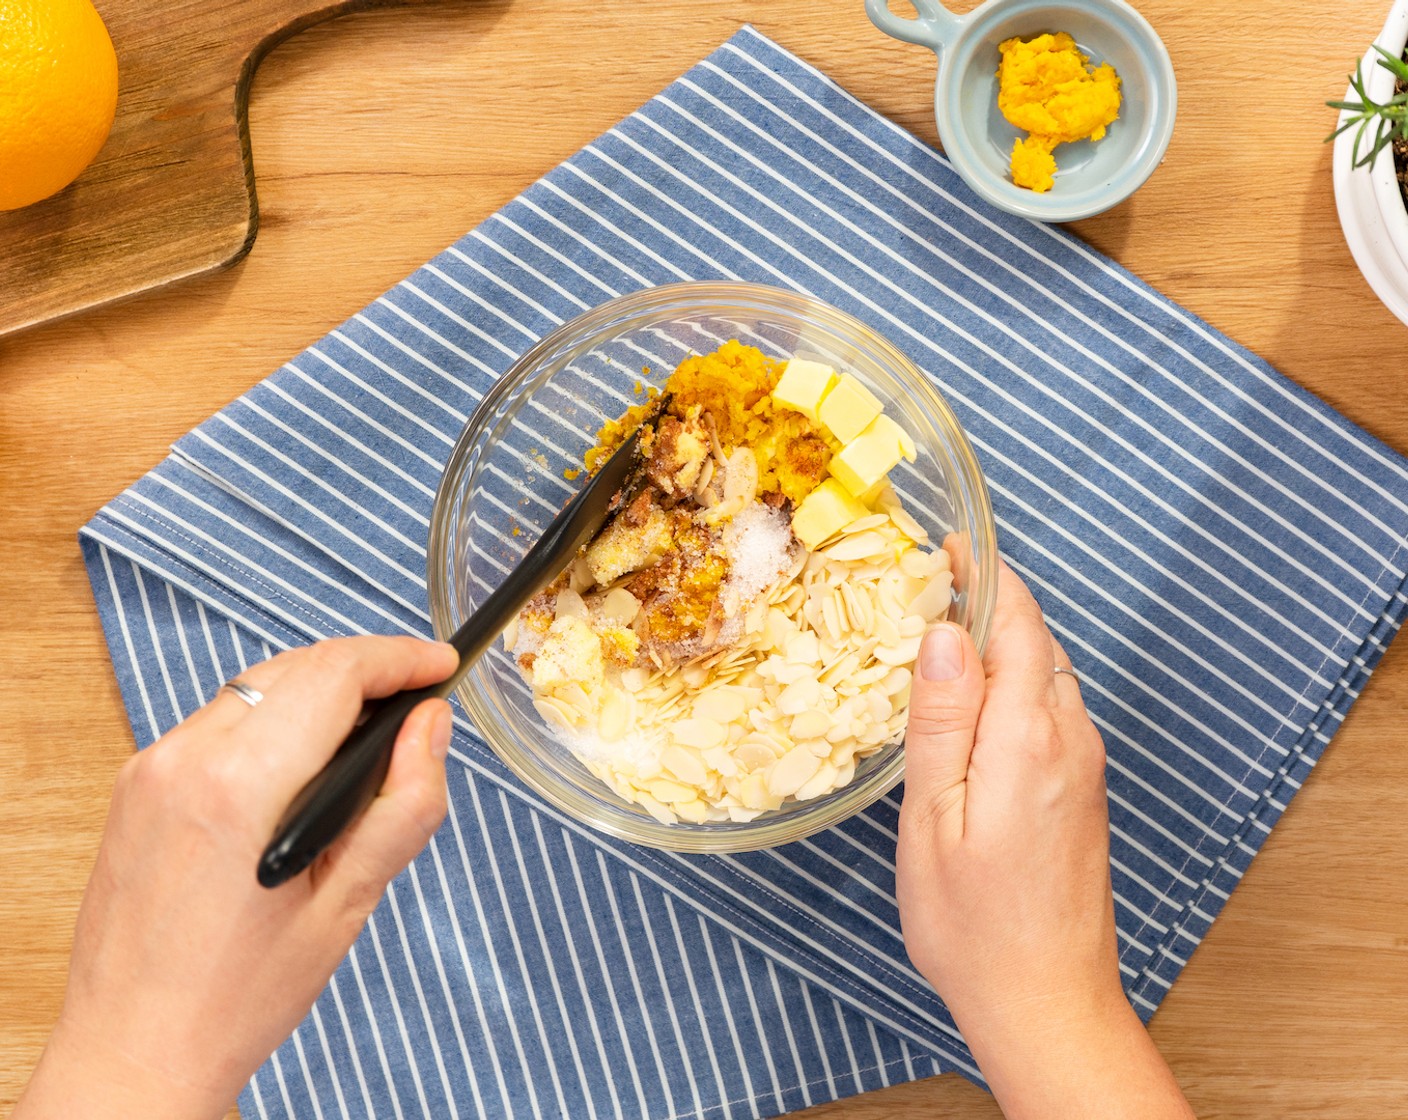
[2, 2, 1407, 1117]
[0, 0, 436, 339]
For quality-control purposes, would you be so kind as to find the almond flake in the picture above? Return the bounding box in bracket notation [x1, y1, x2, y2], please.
[693, 689, 747, 724]
[909, 571, 954, 623]
[634, 791, 679, 824]
[766, 746, 822, 797]
[554, 588, 588, 620]
[890, 508, 931, 544]
[823, 531, 888, 562]
[674, 798, 710, 823]
[840, 513, 889, 535]
[661, 744, 710, 786]
[671, 717, 726, 750]
[789, 710, 831, 740]
[795, 761, 840, 801]
[874, 636, 922, 666]
[898, 614, 926, 640]
[784, 631, 821, 665]
[777, 677, 822, 716]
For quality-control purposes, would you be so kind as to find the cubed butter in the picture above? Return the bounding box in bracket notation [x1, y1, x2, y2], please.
[865, 414, 917, 463]
[855, 479, 892, 508]
[791, 479, 870, 549]
[772, 359, 837, 423]
[817, 373, 882, 444]
[827, 414, 912, 496]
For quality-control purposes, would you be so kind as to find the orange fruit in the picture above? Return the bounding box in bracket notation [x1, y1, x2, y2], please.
[0, 0, 119, 211]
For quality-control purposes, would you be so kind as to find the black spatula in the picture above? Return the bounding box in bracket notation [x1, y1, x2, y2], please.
[257, 416, 656, 888]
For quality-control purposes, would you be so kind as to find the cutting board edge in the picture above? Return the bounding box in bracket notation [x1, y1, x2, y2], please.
[0, 0, 436, 341]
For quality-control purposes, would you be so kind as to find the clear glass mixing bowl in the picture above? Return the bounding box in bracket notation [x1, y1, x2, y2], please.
[427, 281, 996, 852]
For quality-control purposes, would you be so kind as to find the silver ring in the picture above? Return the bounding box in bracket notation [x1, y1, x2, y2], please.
[220, 680, 264, 708]
[1053, 666, 1080, 685]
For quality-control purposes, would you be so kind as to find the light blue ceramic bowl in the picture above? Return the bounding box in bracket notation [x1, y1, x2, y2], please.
[866, 0, 1177, 222]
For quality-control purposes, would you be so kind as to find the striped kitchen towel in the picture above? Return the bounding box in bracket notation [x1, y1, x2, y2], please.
[81, 25, 1408, 1120]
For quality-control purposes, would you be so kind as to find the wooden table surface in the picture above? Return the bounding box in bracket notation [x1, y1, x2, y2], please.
[3, 1, 1407, 1116]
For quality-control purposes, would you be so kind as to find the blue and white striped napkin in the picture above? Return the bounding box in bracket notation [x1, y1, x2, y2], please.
[82, 26, 1408, 1120]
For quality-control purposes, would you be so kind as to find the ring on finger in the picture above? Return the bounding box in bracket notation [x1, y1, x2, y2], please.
[219, 679, 265, 708]
[1053, 665, 1080, 686]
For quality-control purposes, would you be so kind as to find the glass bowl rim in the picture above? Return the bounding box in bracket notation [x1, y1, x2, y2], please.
[426, 279, 998, 852]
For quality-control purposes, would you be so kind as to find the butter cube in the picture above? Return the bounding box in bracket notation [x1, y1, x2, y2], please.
[892, 418, 918, 463]
[791, 478, 870, 549]
[818, 373, 882, 444]
[855, 479, 893, 508]
[866, 414, 917, 462]
[772, 359, 837, 423]
[827, 415, 910, 496]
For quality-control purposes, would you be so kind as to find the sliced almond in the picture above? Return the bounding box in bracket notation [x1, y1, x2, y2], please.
[881, 666, 912, 697]
[909, 571, 954, 623]
[874, 636, 922, 666]
[738, 772, 780, 811]
[823, 531, 888, 562]
[784, 631, 821, 665]
[661, 744, 710, 786]
[671, 717, 726, 750]
[646, 777, 703, 804]
[735, 738, 780, 772]
[789, 709, 831, 740]
[795, 761, 840, 801]
[723, 447, 759, 507]
[602, 587, 642, 624]
[840, 513, 889, 535]
[777, 677, 822, 716]
[889, 507, 930, 545]
[534, 697, 578, 732]
[554, 588, 588, 620]
[570, 556, 595, 593]
[766, 746, 822, 797]
[672, 798, 709, 824]
[693, 688, 747, 725]
[598, 690, 632, 741]
[633, 791, 680, 824]
[771, 660, 811, 687]
[620, 666, 651, 692]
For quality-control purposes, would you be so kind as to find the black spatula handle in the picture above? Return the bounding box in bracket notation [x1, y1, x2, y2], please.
[256, 419, 652, 888]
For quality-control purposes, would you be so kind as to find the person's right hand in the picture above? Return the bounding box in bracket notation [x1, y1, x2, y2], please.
[897, 562, 1196, 1119]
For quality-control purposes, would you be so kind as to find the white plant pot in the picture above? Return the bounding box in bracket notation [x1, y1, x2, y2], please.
[1334, 0, 1408, 326]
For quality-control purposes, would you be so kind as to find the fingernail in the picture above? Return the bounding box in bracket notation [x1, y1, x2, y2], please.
[429, 704, 452, 761]
[919, 625, 964, 682]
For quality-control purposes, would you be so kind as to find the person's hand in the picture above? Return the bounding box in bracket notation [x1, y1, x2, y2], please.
[16, 636, 458, 1120]
[897, 563, 1195, 1119]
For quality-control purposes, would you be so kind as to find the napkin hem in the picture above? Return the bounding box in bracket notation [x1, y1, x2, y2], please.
[1124, 551, 1408, 1009]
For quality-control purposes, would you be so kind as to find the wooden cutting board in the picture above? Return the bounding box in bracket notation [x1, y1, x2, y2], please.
[0, 0, 433, 339]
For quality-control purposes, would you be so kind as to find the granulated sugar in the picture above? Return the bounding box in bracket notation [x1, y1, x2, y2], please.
[722, 501, 794, 607]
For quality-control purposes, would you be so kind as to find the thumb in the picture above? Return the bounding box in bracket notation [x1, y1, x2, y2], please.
[900, 623, 986, 850]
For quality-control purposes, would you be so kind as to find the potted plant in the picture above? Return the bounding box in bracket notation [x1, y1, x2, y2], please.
[1331, 2, 1408, 326]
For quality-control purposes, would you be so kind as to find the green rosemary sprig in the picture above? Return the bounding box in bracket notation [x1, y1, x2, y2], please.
[1328, 46, 1408, 167]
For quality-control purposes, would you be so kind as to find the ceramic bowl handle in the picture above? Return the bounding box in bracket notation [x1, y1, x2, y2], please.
[864, 0, 962, 51]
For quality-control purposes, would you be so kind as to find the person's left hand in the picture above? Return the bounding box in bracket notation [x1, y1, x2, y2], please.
[16, 636, 458, 1120]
